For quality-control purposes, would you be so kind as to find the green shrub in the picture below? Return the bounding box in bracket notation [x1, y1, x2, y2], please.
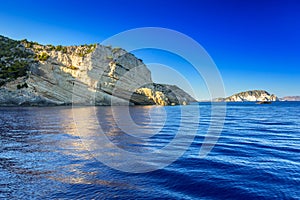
[46, 45, 55, 51]
[56, 45, 62, 51]
[112, 47, 121, 53]
[62, 47, 67, 53]
[37, 52, 50, 61]
[26, 42, 33, 48]
[0, 36, 34, 85]
[86, 48, 94, 54]
[17, 83, 28, 89]
[68, 65, 79, 70]
[0, 61, 28, 81]
[77, 52, 84, 57]
[76, 44, 96, 57]
[106, 56, 113, 60]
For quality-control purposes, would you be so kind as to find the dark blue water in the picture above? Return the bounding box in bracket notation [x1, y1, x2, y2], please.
[0, 102, 299, 199]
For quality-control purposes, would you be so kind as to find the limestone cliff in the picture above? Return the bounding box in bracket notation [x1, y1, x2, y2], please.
[0, 35, 195, 106]
[215, 90, 279, 102]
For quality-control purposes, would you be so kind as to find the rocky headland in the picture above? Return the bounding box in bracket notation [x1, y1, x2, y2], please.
[0, 35, 195, 106]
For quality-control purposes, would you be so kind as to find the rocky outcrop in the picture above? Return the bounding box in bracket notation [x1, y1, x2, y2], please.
[215, 90, 279, 102]
[136, 84, 195, 106]
[280, 96, 300, 101]
[0, 35, 196, 106]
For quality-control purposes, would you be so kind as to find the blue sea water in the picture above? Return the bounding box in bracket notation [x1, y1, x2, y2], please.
[0, 102, 299, 199]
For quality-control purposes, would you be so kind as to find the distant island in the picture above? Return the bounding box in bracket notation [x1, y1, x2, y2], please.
[214, 90, 299, 102]
[0, 35, 195, 106]
[214, 90, 278, 102]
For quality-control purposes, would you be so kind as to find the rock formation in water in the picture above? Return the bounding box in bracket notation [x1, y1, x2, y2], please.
[214, 90, 279, 102]
[0, 35, 195, 106]
[280, 96, 300, 101]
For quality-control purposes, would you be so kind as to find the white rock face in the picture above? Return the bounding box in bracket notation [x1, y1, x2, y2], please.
[224, 90, 279, 102]
[0, 43, 196, 106]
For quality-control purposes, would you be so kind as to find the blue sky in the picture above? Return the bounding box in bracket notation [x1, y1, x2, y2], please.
[0, 0, 299, 100]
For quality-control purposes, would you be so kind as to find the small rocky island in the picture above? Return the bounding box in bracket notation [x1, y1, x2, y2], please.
[0, 35, 195, 106]
[214, 90, 279, 102]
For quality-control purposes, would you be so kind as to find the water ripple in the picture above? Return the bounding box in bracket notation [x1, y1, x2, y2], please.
[0, 102, 300, 199]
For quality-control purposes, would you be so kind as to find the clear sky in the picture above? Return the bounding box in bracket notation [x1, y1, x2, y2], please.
[0, 0, 299, 100]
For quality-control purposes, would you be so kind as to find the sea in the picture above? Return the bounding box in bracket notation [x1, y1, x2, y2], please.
[0, 102, 299, 199]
